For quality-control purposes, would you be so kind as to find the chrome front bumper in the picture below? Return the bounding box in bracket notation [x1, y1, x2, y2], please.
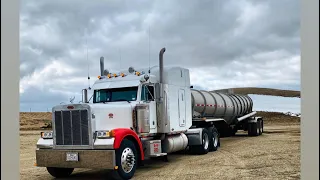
[35, 149, 116, 169]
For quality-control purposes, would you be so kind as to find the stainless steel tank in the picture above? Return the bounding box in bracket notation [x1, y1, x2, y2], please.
[191, 89, 253, 125]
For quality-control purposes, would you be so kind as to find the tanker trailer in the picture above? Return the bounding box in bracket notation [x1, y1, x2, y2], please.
[190, 89, 262, 137]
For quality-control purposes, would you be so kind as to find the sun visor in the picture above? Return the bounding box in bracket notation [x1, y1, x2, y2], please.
[93, 80, 140, 90]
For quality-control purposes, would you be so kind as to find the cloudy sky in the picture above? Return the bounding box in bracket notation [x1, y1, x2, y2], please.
[20, 0, 300, 112]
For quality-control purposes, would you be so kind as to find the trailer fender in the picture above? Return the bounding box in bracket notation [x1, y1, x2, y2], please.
[112, 128, 144, 160]
[248, 116, 263, 123]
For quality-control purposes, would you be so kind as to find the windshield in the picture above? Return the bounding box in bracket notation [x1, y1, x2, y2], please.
[93, 86, 138, 103]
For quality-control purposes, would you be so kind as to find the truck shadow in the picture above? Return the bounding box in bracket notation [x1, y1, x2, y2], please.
[55, 170, 122, 180]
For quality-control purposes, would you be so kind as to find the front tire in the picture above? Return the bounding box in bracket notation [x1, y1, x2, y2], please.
[115, 139, 138, 180]
[46, 167, 74, 178]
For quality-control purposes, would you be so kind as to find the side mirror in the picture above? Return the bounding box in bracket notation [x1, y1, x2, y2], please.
[82, 89, 88, 103]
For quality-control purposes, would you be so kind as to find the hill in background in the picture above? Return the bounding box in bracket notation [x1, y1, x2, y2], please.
[214, 87, 300, 98]
[19, 111, 300, 131]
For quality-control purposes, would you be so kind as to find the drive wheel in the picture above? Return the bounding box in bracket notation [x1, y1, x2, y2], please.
[208, 126, 220, 151]
[189, 128, 210, 155]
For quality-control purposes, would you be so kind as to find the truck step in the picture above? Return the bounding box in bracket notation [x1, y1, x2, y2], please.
[148, 153, 167, 157]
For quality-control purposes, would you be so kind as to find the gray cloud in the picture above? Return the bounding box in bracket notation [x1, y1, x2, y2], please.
[20, 0, 300, 111]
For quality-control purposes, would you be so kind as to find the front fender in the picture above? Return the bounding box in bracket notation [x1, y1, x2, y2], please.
[112, 128, 144, 160]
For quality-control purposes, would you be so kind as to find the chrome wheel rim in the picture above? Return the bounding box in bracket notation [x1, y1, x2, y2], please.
[121, 147, 135, 173]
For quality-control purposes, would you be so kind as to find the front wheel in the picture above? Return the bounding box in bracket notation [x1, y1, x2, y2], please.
[46, 167, 74, 178]
[115, 139, 138, 180]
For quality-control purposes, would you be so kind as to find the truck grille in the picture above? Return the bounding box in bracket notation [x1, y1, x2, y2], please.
[54, 110, 90, 146]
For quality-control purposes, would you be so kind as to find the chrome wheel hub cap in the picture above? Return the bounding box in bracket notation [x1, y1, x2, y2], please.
[121, 148, 135, 173]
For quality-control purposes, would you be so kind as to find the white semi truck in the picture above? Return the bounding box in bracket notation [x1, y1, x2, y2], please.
[35, 47, 264, 179]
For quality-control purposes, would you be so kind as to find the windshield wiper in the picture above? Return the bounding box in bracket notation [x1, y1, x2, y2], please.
[115, 99, 131, 103]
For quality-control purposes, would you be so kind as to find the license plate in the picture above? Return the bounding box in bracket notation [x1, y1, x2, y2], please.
[66, 152, 79, 162]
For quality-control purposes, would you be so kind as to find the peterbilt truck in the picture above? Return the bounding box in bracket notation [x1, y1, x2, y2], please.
[35, 47, 264, 180]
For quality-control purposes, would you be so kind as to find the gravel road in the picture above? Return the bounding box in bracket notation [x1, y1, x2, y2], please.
[20, 123, 300, 180]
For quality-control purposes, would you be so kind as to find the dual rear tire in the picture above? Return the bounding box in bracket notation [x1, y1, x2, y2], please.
[248, 119, 263, 136]
[189, 126, 220, 154]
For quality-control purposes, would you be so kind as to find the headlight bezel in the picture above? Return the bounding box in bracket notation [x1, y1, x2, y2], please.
[95, 130, 115, 139]
[41, 131, 53, 139]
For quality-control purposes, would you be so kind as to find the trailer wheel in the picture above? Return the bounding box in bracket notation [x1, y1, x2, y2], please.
[258, 120, 263, 135]
[248, 122, 258, 136]
[46, 167, 74, 178]
[115, 139, 138, 180]
[190, 128, 210, 155]
[208, 126, 220, 151]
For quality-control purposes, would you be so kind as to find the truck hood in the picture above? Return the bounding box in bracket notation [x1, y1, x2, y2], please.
[88, 102, 135, 131]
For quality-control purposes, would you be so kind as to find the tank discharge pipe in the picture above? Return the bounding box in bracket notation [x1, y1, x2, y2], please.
[237, 111, 257, 122]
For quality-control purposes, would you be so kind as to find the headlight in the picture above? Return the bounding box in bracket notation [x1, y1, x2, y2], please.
[41, 131, 53, 139]
[95, 130, 114, 139]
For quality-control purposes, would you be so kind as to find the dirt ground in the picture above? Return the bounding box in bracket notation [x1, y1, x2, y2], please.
[20, 121, 300, 180]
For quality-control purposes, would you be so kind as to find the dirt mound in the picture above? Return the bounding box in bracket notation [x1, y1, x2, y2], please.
[20, 112, 52, 131]
[256, 111, 300, 125]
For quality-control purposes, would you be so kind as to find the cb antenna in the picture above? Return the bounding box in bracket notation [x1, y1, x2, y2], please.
[86, 35, 91, 90]
[119, 48, 122, 71]
[148, 25, 151, 74]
